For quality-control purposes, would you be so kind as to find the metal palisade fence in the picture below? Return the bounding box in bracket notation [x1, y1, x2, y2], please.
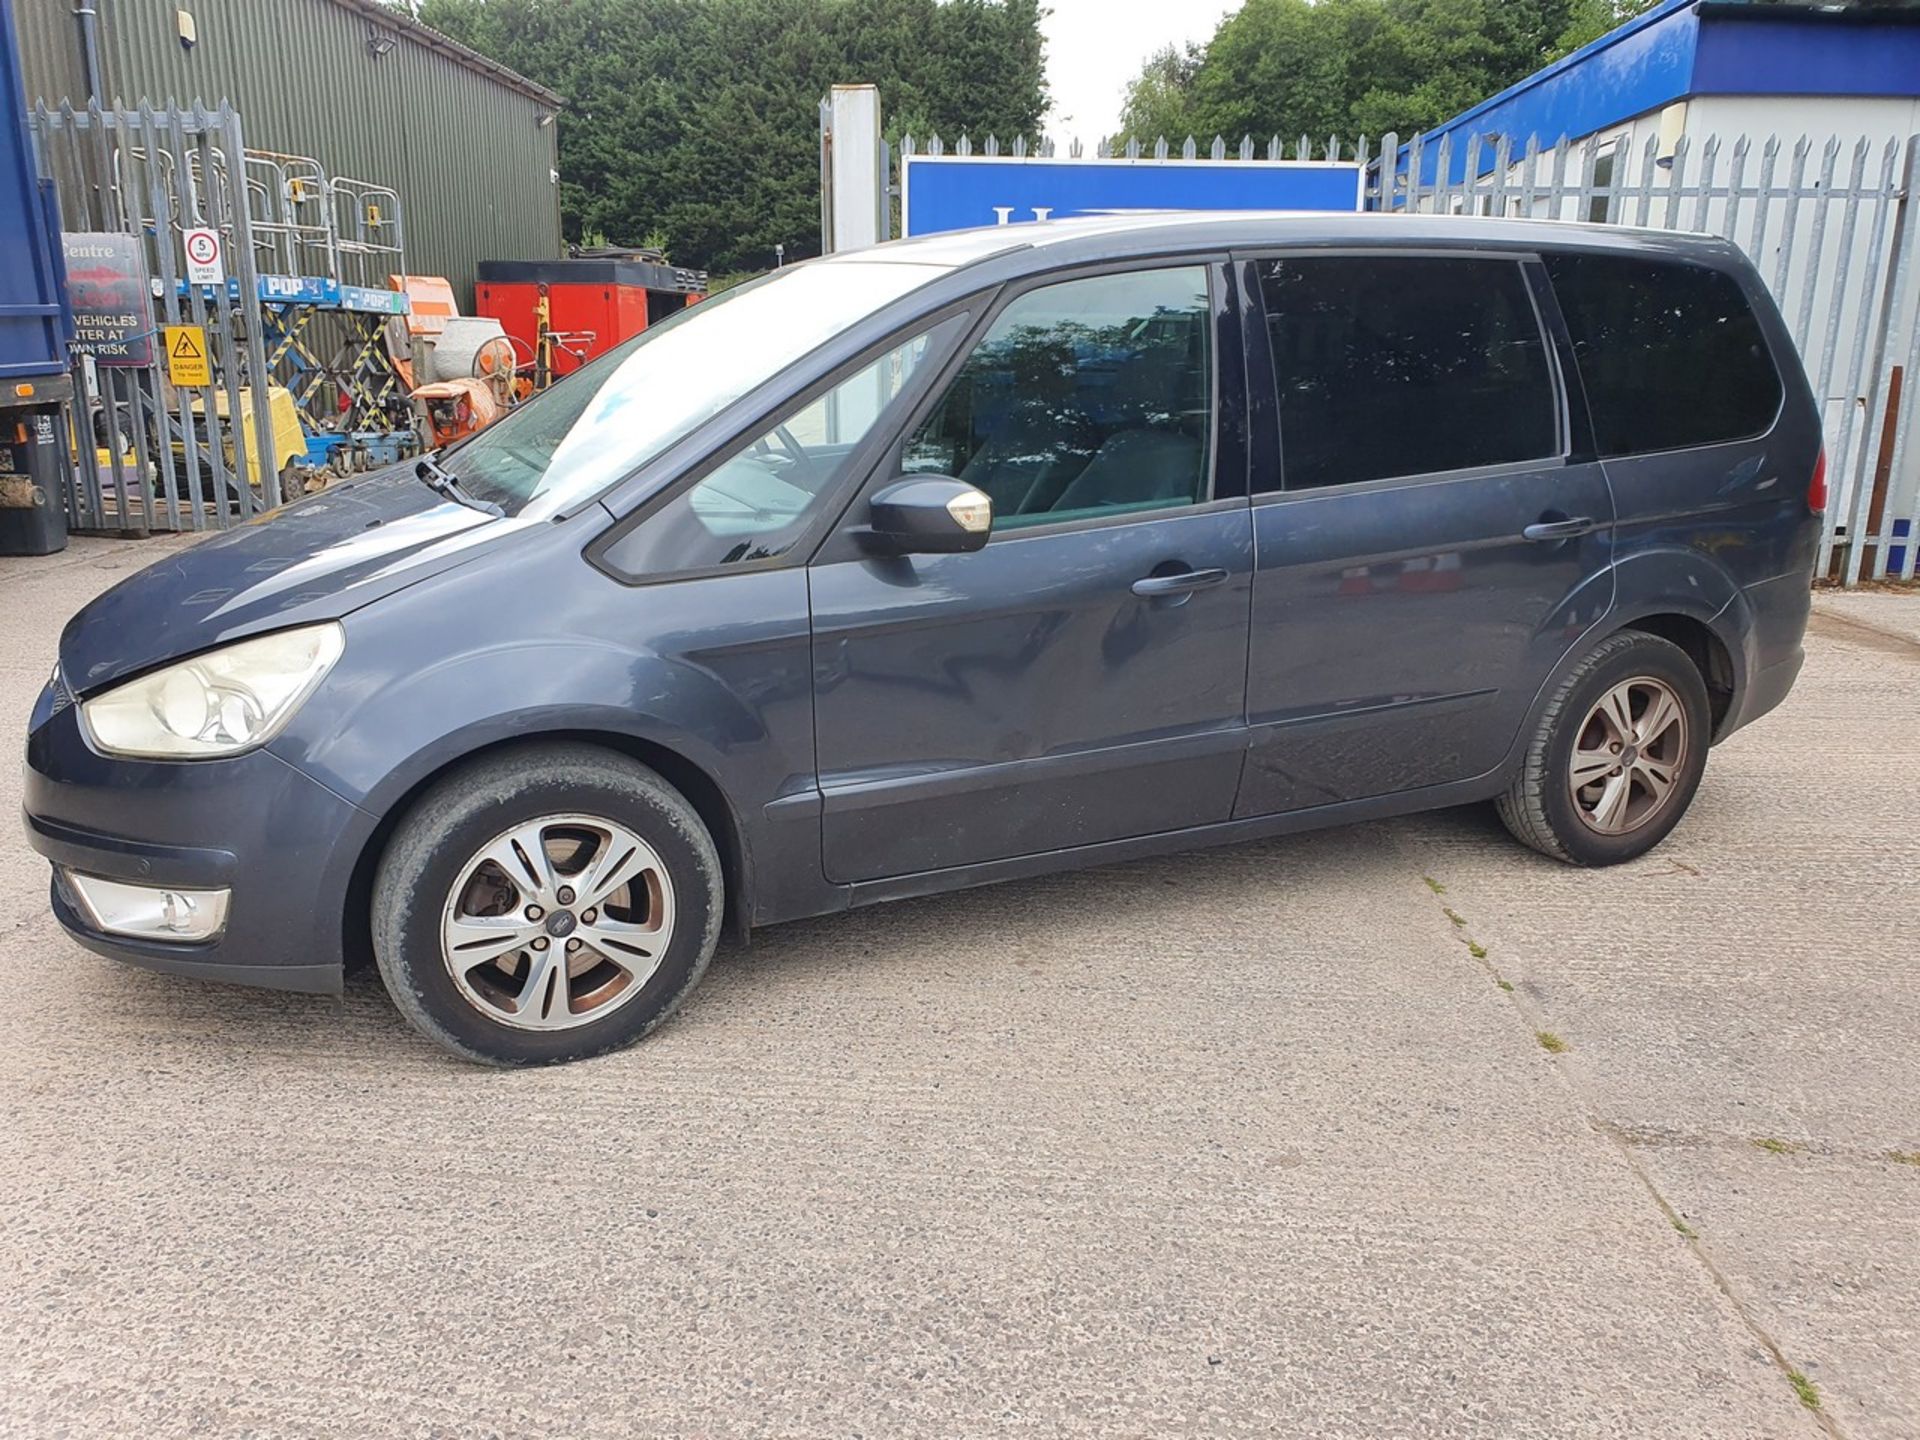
[32, 100, 279, 534]
[896, 129, 1920, 585]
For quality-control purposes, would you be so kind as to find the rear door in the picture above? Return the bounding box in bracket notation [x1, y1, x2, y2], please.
[808, 261, 1254, 883]
[1235, 250, 1616, 816]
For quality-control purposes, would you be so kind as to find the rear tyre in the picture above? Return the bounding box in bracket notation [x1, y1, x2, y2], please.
[372, 744, 723, 1066]
[1497, 630, 1711, 866]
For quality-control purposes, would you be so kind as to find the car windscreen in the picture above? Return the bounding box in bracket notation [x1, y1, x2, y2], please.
[444, 260, 950, 516]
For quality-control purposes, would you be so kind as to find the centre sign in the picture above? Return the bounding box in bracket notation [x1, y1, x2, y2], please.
[900, 155, 1365, 237]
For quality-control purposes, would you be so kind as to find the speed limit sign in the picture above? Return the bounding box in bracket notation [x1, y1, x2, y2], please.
[183, 227, 225, 286]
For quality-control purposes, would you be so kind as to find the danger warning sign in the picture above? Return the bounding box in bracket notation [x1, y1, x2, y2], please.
[164, 325, 211, 387]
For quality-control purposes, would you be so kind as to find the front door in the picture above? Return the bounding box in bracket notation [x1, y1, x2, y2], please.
[809, 263, 1253, 883]
[1235, 252, 1617, 816]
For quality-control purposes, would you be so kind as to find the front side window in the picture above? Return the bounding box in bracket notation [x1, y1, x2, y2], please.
[601, 326, 948, 577]
[1257, 255, 1559, 492]
[1545, 252, 1783, 457]
[903, 266, 1213, 531]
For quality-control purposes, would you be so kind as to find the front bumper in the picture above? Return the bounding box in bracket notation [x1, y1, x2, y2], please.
[23, 678, 378, 994]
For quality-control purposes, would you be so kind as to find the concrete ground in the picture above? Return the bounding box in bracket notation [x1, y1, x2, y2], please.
[1, 536, 1915, 1439]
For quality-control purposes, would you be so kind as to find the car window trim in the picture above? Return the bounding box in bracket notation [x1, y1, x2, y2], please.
[1241, 247, 1570, 499]
[586, 302, 978, 588]
[811, 253, 1237, 566]
[1249, 453, 1571, 510]
[986, 492, 1246, 543]
[1524, 257, 1596, 464]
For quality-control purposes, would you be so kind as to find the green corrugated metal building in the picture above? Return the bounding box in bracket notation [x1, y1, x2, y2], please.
[15, 0, 563, 300]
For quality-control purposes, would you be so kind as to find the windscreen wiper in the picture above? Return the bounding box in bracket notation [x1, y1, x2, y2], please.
[415, 454, 504, 518]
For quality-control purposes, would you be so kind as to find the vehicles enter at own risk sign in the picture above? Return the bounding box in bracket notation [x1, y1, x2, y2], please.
[183, 226, 224, 285]
[164, 325, 211, 387]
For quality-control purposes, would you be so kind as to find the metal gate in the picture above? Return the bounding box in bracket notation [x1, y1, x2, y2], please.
[31, 100, 278, 533]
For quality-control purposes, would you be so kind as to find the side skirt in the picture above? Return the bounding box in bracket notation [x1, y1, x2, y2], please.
[841, 769, 1512, 911]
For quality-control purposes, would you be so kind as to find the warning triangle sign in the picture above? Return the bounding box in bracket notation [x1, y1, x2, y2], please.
[163, 325, 212, 385]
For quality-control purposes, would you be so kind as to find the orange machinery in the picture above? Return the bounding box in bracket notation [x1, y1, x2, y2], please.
[386, 274, 517, 446]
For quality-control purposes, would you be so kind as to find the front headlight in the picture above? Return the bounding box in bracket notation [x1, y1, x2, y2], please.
[81, 623, 345, 759]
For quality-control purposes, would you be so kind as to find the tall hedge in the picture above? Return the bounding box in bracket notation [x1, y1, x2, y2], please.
[420, 0, 1047, 273]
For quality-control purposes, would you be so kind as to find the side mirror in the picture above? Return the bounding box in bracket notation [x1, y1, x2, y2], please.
[865, 476, 992, 555]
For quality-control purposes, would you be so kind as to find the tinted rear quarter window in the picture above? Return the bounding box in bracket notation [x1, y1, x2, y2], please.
[1257, 255, 1559, 491]
[1544, 252, 1783, 457]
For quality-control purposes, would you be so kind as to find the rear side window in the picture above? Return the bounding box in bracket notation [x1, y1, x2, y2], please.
[1256, 255, 1558, 492]
[1544, 252, 1783, 457]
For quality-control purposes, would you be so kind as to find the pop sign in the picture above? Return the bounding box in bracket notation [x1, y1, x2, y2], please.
[183, 226, 225, 286]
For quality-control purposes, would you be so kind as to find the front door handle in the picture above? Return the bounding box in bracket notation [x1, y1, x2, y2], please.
[1132, 567, 1229, 598]
[1522, 516, 1599, 543]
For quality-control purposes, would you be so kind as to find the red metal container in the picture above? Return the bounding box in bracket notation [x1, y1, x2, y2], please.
[475, 255, 706, 381]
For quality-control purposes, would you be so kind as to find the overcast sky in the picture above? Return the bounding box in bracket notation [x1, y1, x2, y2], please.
[1039, 0, 1239, 143]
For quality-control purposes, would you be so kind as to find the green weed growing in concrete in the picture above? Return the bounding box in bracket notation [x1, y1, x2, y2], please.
[1497, 979, 1514, 992]
[1443, 907, 1467, 927]
[1752, 1137, 1802, 1156]
[1786, 1370, 1821, 1410]
[1887, 1150, 1920, 1167]
[1536, 1031, 1568, 1054]
[1670, 1217, 1697, 1239]
[1467, 940, 1488, 959]
[1423, 876, 1446, 894]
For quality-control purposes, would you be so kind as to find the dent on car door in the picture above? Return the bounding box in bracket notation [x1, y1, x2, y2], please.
[808, 262, 1255, 884]
[1236, 252, 1617, 817]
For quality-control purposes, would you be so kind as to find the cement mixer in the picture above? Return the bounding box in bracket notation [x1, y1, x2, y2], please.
[385, 277, 519, 449]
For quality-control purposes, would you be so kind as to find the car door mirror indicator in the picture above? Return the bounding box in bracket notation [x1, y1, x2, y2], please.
[862, 477, 993, 556]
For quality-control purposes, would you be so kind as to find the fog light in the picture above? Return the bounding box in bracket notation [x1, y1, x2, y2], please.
[63, 871, 230, 942]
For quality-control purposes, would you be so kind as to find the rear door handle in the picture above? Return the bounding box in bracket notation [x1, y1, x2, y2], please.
[1132, 567, 1229, 597]
[1522, 517, 1599, 543]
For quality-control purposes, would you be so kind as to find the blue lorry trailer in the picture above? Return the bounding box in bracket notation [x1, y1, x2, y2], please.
[0, 0, 74, 554]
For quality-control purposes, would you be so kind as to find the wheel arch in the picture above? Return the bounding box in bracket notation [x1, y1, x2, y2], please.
[1594, 544, 1753, 742]
[1613, 611, 1737, 737]
[340, 728, 752, 977]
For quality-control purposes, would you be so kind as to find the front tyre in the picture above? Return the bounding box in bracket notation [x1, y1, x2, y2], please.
[372, 744, 723, 1066]
[1497, 630, 1711, 866]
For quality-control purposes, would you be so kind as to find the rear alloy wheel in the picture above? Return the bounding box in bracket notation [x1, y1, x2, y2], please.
[373, 745, 723, 1066]
[1497, 630, 1711, 866]
[1566, 676, 1689, 837]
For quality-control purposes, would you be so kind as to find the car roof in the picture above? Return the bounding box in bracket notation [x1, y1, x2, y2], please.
[829, 209, 1738, 275]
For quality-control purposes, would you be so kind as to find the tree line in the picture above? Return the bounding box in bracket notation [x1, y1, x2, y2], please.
[1118, 0, 1666, 149]
[417, 0, 1045, 275]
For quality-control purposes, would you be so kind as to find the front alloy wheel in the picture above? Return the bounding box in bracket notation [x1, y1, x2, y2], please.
[441, 815, 675, 1031]
[374, 744, 723, 1066]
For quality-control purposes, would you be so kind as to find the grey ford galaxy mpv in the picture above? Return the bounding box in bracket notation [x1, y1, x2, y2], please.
[25, 214, 1822, 1066]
